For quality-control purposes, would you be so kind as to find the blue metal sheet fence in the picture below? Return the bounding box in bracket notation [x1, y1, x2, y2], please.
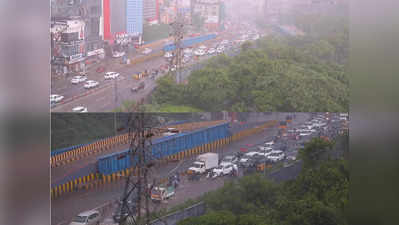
[163, 34, 217, 52]
[97, 122, 230, 175]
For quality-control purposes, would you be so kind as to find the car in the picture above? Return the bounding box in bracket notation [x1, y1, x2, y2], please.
[84, 80, 99, 89]
[131, 82, 145, 93]
[50, 94, 64, 103]
[216, 47, 224, 53]
[184, 48, 193, 54]
[221, 40, 229, 45]
[244, 151, 262, 158]
[221, 155, 238, 164]
[72, 106, 88, 113]
[183, 57, 190, 64]
[212, 163, 236, 177]
[142, 48, 152, 55]
[199, 45, 207, 50]
[267, 151, 286, 162]
[207, 48, 216, 54]
[164, 52, 173, 58]
[104, 72, 120, 79]
[112, 51, 125, 58]
[194, 49, 206, 56]
[71, 76, 87, 84]
[69, 210, 100, 225]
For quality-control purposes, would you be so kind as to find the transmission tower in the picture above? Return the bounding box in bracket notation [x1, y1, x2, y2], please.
[115, 113, 171, 225]
[169, 0, 188, 84]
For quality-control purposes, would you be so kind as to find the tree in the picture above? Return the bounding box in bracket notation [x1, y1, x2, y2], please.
[299, 137, 334, 169]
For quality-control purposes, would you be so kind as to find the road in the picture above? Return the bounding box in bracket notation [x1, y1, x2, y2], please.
[51, 26, 255, 112]
[51, 113, 310, 225]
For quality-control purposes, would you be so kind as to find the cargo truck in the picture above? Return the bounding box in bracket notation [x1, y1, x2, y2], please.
[188, 153, 218, 174]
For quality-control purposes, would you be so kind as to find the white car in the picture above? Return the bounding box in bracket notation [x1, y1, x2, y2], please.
[69, 210, 100, 225]
[199, 45, 207, 50]
[50, 94, 64, 103]
[216, 47, 224, 53]
[184, 48, 193, 54]
[267, 151, 286, 162]
[164, 52, 173, 58]
[112, 51, 125, 58]
[84, 80, 99, 89]
[71, 76, 87, 84]
[104, 72, 120, 79]
[194, 49, 206, 56]
[221, 155, 238, 164]
[258, 146, 273, 151]
[72, 106, 88, 113]
[207, 48, 216, 54]
[212, 163, 236, 177]
[244, 151, 261, 157]
[142, 48, 152, 55]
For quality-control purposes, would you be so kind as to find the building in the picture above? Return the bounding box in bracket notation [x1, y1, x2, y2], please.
[192, 0, 222, 32]
[143, 0, 159, 23]
[103, 0, 143, 42]
[127, 0, 144, 35]
[51, 0, 104, 75]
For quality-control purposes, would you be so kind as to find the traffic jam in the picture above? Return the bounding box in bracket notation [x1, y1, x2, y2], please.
[50, 22, 264, 112]
[65, 113, 349, 225]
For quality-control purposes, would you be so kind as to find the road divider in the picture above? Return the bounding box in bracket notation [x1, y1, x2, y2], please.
[51, 120, 277, 199]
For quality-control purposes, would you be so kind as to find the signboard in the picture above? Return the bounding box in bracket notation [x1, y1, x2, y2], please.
[87, 48, 105, 57]
[69, 53, 85, 64]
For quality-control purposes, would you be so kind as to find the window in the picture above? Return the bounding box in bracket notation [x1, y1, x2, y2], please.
[88, 213, 98, 220]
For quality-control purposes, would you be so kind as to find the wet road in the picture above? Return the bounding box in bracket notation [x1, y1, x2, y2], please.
[51, 30, 249, 112]
[51, 113, 310, 225]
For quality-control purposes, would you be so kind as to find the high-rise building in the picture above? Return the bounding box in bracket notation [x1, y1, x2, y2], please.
[127, 0, 144, 35]
[143, 0, 157, 22]
[103, 0, 143, 40]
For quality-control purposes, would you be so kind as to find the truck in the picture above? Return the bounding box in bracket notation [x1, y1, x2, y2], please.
[188, 153, 219, 174]
[151, 186, 175, 202]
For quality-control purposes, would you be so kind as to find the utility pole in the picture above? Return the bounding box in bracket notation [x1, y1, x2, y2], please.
[116, 113, 170, 225]
[169, 0, 188, 84]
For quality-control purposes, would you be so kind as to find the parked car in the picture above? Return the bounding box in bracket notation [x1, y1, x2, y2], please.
[72, 106, 88, 113]
[131, 82, 145, 93]
[84, 80, 99, 89]
[71, 76, 87, 84]
[104, 72, 120, 79]
[50, 94, 64, 103]
[69, 210, 100, 225]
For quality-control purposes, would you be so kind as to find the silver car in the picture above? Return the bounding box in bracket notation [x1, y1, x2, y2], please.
[69, 210, 101, 225]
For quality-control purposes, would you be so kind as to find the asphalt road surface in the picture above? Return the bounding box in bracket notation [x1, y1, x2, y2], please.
[51, 113, 310, 225]
[51, 27, 255, 112]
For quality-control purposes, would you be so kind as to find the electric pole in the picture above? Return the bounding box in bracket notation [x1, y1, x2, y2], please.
[169, 0, 188, 84]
